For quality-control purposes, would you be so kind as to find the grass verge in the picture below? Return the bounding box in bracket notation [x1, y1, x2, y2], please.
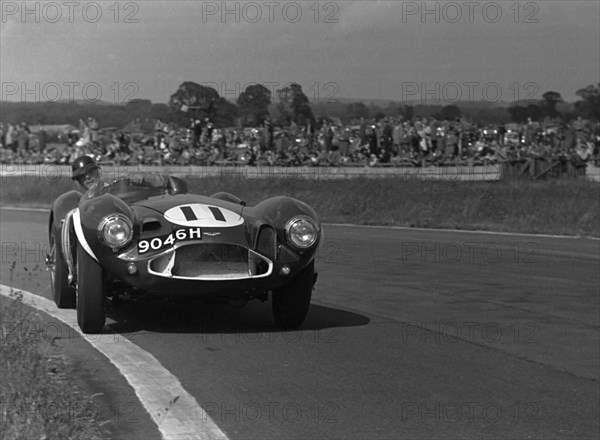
[0, 284, 107, 440]
[1, 175, 598, 237]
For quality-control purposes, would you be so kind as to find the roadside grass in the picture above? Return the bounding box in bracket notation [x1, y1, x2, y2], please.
[1, 175, 598, 237]
[0, 277, 106, 440]
[187, 176, 600, 236]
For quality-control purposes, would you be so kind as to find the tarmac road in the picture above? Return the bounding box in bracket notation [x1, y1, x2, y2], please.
[1, 208, 598, 439]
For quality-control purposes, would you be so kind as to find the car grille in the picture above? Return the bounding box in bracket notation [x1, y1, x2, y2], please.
[148, 243, 272, 280]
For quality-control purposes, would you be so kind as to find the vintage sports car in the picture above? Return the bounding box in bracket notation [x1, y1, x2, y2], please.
[46, 175, 322, 333]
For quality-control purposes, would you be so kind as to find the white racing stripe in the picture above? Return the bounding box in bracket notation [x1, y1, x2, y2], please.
[0, 284, 229, 440]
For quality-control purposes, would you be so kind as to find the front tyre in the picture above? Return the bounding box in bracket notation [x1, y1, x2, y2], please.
[272, 261, 315, 329]
[50, 225, 76, 308]
[76, 242, 106, 334]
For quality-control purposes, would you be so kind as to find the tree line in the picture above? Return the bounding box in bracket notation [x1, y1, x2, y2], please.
[2, 82, 598, 129]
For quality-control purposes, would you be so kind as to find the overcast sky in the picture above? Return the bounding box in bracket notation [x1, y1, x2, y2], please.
[1, 0, 599, 105]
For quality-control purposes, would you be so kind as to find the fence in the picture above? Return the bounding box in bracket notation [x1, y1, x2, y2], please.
[2, 162, 600, 182]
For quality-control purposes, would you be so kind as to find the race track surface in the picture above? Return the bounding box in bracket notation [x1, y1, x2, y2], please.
[1, 208, 598, 439]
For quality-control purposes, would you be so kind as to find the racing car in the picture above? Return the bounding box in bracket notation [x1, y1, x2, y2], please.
[46, 175, 322, 333]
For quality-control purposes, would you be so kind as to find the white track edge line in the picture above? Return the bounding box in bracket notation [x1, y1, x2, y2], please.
[325, 222, 600, 240]
[0, 285, 229, 440]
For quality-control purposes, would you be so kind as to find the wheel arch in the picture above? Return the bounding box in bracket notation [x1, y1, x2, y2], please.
[253, 196, 320, 229]
[49, 190, 82, 260]
[50, 190, 82, 229]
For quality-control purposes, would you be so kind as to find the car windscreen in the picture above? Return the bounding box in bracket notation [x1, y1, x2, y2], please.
[86, 175, 168, 202]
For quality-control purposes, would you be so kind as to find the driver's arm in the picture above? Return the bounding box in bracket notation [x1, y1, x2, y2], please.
[129, 173, 166, 187]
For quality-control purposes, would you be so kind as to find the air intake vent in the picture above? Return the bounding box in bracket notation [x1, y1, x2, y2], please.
[142, 220, 162, 232]
[147, 243, 273, 280]
[172, 243, 248, 277]
[255, 226, 278, 261]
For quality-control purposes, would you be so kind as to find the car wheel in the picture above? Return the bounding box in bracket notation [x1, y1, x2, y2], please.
[272, 261, 315, 329]
[50, 226, 76, 308]
[76, 242, 106, 334]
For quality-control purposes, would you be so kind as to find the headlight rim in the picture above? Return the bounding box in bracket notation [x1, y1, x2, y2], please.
[284, 215, 319, 250]
[97, 213, 134, 249]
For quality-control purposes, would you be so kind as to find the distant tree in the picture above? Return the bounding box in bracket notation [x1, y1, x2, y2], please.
[276, 83, 314, 126]
[540, 91, 563, 118]
[346, 102, 370, 120]
[439, 105, 461, 120]
[473, 107, 511, 125]
[413, 104, 441, 119]
[268, 102, 289, 126]
[555, 102, 576, 121]
[385, 100, 401, 118]
[150, 103, 171, 121]
[310, 101, 352, 124]
[126, 99, 153, 109]
[211, 97, 239, 127]
[574, 83, 600, 120]
[237, 84, 271, 126]
[526, 103, 542, 121]
[374, 112, 386, 121]
[123, 99, 153, 120]
[508, 103, 542, 122]
[168, 82, 219, 123]
[508, 105, 529, 123]
[399, 105, 414, 121]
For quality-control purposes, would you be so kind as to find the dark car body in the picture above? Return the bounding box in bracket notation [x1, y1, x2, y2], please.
[47, 175, 322, 333]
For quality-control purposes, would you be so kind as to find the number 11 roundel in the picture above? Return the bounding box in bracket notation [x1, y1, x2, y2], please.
[164, 204, 244, 227]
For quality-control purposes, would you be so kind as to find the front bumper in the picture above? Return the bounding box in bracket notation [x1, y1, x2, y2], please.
[101, 240, 311, 296]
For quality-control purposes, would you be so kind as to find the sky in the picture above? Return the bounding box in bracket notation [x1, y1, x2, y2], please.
[1, 0, 599, 105]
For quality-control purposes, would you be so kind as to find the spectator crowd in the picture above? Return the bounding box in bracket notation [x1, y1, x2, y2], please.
[1, 115, 598, 169]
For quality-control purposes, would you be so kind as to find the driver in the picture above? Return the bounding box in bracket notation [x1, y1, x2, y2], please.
[71, 155, 101, 190]
[71, 155, 162, 192]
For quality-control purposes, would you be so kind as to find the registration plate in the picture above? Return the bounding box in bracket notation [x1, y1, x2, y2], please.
[138, 228, 202, 254]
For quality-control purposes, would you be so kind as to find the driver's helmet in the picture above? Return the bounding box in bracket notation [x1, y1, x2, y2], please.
[71, 155, 99, 180]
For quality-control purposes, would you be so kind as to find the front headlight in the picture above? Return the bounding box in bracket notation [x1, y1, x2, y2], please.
[98, 214, 133, 249]
[285, 216, 318, 249]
